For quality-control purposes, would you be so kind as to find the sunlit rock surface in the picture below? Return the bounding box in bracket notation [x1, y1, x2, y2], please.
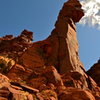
[0, 0, 99, 100]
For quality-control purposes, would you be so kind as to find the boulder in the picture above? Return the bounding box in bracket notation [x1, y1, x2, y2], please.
[42, 66, 63, 86]
[62, 71, 88, 89]
[0, 74, 37, 100]
[58, 87, 95, 100]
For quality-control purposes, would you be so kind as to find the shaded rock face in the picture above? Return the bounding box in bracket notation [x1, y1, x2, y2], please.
[0, 29, 33, 60]
[62, 71, 88, 89]
[20, 0, 85, 75]
[49, 0, 84, 74]
[18, 0, 89, 91]
[87, 60, 100, 87]
[0, 74, 39, 100]
[58, 87, 96, 100]
[0, 0, 100, 100]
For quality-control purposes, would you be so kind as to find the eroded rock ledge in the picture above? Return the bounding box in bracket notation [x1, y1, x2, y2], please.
[0, 0, 100, 100]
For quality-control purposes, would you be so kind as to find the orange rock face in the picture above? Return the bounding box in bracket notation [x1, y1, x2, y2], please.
[87, 60, 100, 87]
[58, 87, 96, 100]
[49, 0, 84, 74]
[19, 0, 85, 75]
[0, 29, 33, 60]
[0, 0, 100, 100]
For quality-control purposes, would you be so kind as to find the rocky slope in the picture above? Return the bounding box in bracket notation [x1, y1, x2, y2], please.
[0, 0, 100, 100]
[87, 59, 100, 87]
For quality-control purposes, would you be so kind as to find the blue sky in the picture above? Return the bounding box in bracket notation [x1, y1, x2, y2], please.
[0, 0, 100, 70]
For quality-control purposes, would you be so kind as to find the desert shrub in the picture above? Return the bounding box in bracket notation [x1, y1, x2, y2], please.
[0, 56, 15, 74]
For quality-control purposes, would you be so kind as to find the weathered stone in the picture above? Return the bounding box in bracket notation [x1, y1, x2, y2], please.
[86, 76, 100, 99]
[26, 66, 63, 89]
[0, 74, 39, 100]
[0, 0, 99, 100]
[19, 29, 33, 42]
[42, 66, 63, 86]
[58, 87, 96, 100]
[19, 42, 45, 70]
[46, 0, 85, 74]
[37, 90, 58, 100]
[0, 29, 33, 60]
[7, 64, 30, 82]
[62, 71, 88, 89]
[18, 0, 85, 76]
[59, 0, 84, 23]
[87, 60, 100, 87]
[28, 77, 47, 89]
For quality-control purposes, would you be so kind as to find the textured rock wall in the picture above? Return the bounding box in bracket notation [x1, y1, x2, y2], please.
[51, 0, 85, 74]
[20, 0, 85, 75]
[87, 60, 100, 87]
[0, 0, 100, 100]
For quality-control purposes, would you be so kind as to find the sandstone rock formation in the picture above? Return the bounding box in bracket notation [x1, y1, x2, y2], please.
[0, 30, 33, 60]
[87, 59, 100, 87]
[0, 0, 100, 100]
[20, 0, 85, 75]
[58, 87, 96, 100]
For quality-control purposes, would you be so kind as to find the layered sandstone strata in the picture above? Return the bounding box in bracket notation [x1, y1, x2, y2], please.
[0, 0, 100, 100]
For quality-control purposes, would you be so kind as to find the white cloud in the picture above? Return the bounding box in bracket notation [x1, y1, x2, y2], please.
[79, 0, 100, 30]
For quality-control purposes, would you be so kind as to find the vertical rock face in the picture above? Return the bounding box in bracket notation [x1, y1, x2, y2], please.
[48, 0, 85, 74]
[19, 0, 89, 91]
[20, 0, 85, 75]
[0, 0, 100, 100]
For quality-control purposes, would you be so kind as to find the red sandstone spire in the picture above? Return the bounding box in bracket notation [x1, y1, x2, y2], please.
[59, 0, 84, 23]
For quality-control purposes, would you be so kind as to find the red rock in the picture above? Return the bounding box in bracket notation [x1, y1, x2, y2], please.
[0, 88, 10, 99]
[0, 97, 8, 100]
[28, 77, 47, 89]
[58, 0, 84, 23]
[0, 74, 21, 99]
[3, 35, 13, 40]
[42, 66, 63, 86]
[50, 2, 85, 74]
[62, 71, 88, 89]
[0, 74, 39, 100]
[37, 90, 58, 100]
[18, 0, 85, 77]
[0, 0, 99, 100]
[87, 60, 100, 87]
[20, 29, 33, 42]
[7, 64, 32, 82]
[62, 71, 100, 98]
[0, 29, 33, 60]
[19, 42, 45, 70]
[58, 87, 96, 100]
[26, 66, 63, 89]
[86, 77, 100, 99]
